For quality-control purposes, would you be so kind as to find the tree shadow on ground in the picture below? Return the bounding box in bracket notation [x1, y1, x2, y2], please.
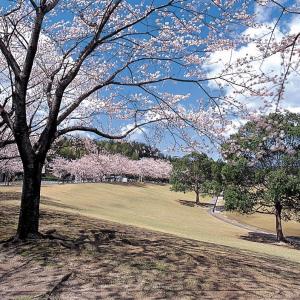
[240, 232, 300, 250]
[288, 236, 300, 243]
[178, 199, 214, 208]
[40, 198, 82, 211]
[0, 191, 22, 201]
[214, 205, 225, 212]
[1, 205, 300, 299]
[0, 191, 81, 212]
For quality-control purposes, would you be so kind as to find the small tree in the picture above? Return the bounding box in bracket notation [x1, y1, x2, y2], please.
[222, 112, 300, 242]
[170, 152, 212, 205]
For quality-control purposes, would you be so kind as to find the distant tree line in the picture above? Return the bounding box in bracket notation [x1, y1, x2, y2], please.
[53, 137, 170, 161]
[50, 152, 172, 184]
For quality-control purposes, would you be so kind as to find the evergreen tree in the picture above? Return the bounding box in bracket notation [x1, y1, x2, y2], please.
[170, 152, 212, 205]
[222, 112, 300, 242]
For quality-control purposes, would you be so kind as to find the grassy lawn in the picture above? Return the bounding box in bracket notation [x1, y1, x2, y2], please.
[0, 183, 299, 263]
[225, 211, 300, 237]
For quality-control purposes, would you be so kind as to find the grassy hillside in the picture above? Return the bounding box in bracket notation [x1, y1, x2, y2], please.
[1, 183, 299, 263]
[225, 211, 300, 237]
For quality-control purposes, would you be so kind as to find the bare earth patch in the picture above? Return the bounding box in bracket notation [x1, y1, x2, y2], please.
[1, 204, 300, 300]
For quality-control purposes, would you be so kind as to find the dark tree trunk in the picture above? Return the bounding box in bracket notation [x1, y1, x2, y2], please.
[275, 201, 285, 242]
[5, 174, 9, 186]
[195, 190, 200, 205]
[16, 160, 43, 240]
[212, 195, 218, 213]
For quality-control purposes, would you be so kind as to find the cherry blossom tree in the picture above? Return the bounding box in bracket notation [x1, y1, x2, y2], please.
[137, 157, 172, 181]
[48, 156, 71, 181]
[206, 0, 300, 117]
[50, 152, 172, 183]
[0, 0, 256, 239]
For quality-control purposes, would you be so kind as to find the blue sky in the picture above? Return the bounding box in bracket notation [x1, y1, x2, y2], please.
[1, 0, 300, 159]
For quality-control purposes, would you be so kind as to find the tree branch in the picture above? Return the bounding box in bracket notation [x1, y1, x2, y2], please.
[0, 39, 21, 76]
[56, 118, 165, 139]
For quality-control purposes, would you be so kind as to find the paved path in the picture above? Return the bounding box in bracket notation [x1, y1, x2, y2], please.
[208, 197, 300, 247]
[209, 196, 273, 235]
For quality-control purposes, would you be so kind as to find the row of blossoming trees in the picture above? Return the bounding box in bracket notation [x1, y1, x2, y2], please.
[0, 140, 172, 184]
[50, 154, 172, 183]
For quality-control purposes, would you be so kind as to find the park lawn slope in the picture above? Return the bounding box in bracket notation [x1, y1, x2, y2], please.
[225, 211, 300, 237]
[0, 183, 299, 263]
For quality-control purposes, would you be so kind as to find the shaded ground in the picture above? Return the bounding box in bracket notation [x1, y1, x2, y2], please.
[178, 199, 214, 208]
[1, 204, 300, 299]
[211, 212, 300, 250]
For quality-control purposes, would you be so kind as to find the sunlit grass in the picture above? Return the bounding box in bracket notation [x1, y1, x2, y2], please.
[1, 183, 300, 262]
[225, 211, 300, 237]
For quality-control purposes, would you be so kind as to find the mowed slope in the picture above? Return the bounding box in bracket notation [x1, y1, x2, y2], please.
[1, 183, 300, 262]
[225, 211, 300, 237]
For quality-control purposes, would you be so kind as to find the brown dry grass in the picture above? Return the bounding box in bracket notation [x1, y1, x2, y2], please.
[0, 204, 300, 299]
[225, 211, 300, 237]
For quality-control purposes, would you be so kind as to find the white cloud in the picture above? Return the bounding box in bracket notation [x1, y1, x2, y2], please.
[223, 118, 248, 137]
[206, 16, 300, 117]
[288, 16, 300, 34]
[120, 123, 146, 140]
[254, 2, 273, 23]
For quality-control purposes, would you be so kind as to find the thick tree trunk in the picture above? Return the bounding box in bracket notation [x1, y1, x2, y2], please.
[16, 160, 43, 240]
[195, 190, 200, 205]
[275, 201, 285, 242]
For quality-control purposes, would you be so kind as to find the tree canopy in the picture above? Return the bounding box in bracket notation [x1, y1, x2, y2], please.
[53, 137, 167, 161]
[170, 152, 212, 204]
[222, 112, 300, 241]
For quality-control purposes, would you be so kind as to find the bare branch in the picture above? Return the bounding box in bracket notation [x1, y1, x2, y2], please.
[56, 118, 166, 139]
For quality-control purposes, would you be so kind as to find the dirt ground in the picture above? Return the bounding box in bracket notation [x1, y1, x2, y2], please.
[1, 203, 300, 300]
